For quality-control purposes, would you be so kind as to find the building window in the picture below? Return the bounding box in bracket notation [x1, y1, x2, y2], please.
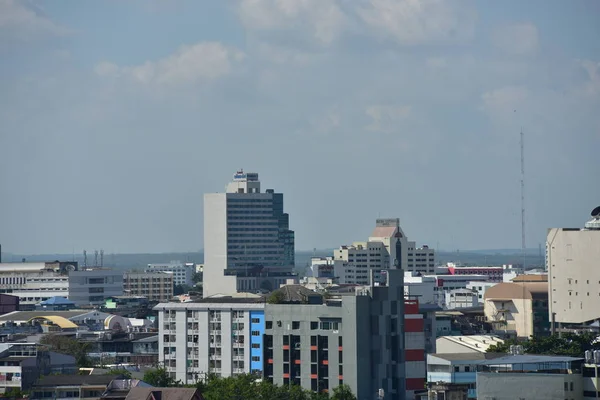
[310, 322, 318, 330]
[251, 356, 260, 362]
[266, 321, 272, 329]
[454, 366, 460, 372]
[251, 331, 260, 336]
[292, 321, 300, 329]
[251, 318, 260, 323]
[252, 343, 260, 349]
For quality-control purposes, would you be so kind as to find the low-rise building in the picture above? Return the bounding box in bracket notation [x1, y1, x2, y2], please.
[30, 375, 126, 400]
[445, 289, 479, 310]
[125, 387, 204, 400]
[35, 296, 76, 311]
[124, 272, 173, 302]
[147, 261, 195, 287]
[436, 335, 504, 354]
[68, 269, 124, 306]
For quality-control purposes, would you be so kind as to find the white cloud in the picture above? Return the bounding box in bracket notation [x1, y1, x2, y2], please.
[492, 23, 539, 55]
[365, 104, 412, 132]
[237, 0, 346, 45]
[0, 0, 70, 38]
[94, 42, 244, 85]
[357, 0, 476, 45]
[579, 59, 600, 97]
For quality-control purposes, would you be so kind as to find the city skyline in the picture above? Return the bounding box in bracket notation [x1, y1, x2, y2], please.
[1, 1, 599, 254]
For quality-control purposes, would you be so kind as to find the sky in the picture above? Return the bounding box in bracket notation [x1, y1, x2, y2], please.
[0, 0, 599, 255]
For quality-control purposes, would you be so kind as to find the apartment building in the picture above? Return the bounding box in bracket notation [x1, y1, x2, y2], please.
[124, 272, 173, 302]
[203, 170, 295, 297]
[68, 269, 124, 306]
[155, 296, 266, 383]
[147, 261, 195, 287]
[548, 207, 600, 330]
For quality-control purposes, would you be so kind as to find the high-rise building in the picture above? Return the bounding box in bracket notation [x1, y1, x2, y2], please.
[203, 170, 295, 297]
[548, 207, 600, 329]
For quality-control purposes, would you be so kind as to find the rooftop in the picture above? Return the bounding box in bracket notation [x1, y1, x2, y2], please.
[39, 296, 75, 306]
[512, 274, 548, 282]
[478, 354, 583, 365]
[437, 335, 505, 353]
[0, 310, 92, 322]
[34, 374, 120, 387]
[484, 282, 548, 300]
[430, 352, 507, 362]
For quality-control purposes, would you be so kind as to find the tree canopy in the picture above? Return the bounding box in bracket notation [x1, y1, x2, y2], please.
[40, 334, 92, 368]
[486, 332, 600, 357]
[143, 367, 181, 387]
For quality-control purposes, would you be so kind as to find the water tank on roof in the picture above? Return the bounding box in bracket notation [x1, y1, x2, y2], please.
[585, 206, 600, 230]
[594, 350, 600, 364]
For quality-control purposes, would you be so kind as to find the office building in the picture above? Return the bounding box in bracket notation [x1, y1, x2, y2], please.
[124, 272, 173, 302]
[68, 269, 124, 306]
[264, 269, 415, 400]
[155, 296, 266, 382]
[147, 261, 195, 287]
[548, 207, 600, 329]
[445, 289, 479, 310]
[203, 170, 295, 297]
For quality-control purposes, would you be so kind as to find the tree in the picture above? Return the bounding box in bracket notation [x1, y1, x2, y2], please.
[331, 384, 357, 400]
[487, 332, 600, 357]
[267, 290, 285, 304]
[174, 284, 192, 296]
[108, 369, 132, 379]
[143, 367, 180, 387]
[40, 334, 92, 368]
[192, 271, 203, 284]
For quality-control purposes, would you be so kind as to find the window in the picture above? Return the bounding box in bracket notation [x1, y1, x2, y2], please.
[266, 321, 272, 329]
[251, 356, 260, 362]
[570, 382, 573, 391]
[251, 331, 260, 336]
[251, 318, 260, 323]
[464, 366, 470, 372]
[454, 366, 460, 372]
[283, 336, 289, 345]
[310, 321, 318, 330]
[251, 343, 260, 349]
[564, 382, 568, 391]
[292, 321, 300, 329]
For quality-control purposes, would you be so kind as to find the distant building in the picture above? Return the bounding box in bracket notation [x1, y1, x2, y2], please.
[548, 207, 600, 330]
[147, 261, 195, 287]
[484, 276, 549, 339]
[203, 170, 295, 297]
[125, 387, 204, 400]
[124, 272, 173, 302]
[0, 294, 19, 315]
[445, 288, 479, 310]
[35, 296, 75, 311]
[466, 281, 497, 303]
[68, 269, 124, 306]
[30, 375, 131, 400]
[405, 274, 490, 308]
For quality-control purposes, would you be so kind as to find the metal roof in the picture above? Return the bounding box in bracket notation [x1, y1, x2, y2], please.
[28, 315, 78, 329]
[478, 354, 584, 365]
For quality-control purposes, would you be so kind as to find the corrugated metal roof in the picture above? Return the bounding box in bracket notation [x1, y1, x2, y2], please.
[478, 354, 583, 365]
[28, 315, 78, 329]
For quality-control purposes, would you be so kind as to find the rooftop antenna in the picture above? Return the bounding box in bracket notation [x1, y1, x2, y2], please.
[100, 249, 104, 267]
[94, 250, 99, 267]
[83, 250, 87, 268]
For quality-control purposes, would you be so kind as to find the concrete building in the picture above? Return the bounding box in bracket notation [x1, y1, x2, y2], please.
[333, 218, 436, 285]
[264, 269, 417, 400]
[203, 170, 295, 297]
[548, 207, 600, 330]
[445, 289, 479, 310]
[124, 272, 173, 302]
[68, 269, 124, 306]
[155, 295, 266, 382]
[309, 257, 336, 279]
[475, 355, 584, 400]
[483, 278, 549, 339]
[435, 336, 504, 354]
[405, 274, 489, 308]
[466, 281, 497, 303]
[147, 261, 195, 287]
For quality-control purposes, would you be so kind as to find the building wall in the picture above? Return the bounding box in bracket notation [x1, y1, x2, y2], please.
[484, 297, 531, 338]
[203, 193, 233, 297]
[147, 262, 194, 286]
[476, 372, 583, 400]
[68, 270, 123, 306]
[0, 272, 69, 308]
[548, 228, 600, 325]
[123, 273, 172, 302]
[407, 243, 435, 274]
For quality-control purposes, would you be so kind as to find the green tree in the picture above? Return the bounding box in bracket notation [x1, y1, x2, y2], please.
[331, 384, 356, 400]
[40, 334, 92, 368]
[192, 271, 203, 284]
[267, 290, 285, 304]
[108, 369, 132, 379]
[143, 367, 180, 387]
[486, 332, 600, 357]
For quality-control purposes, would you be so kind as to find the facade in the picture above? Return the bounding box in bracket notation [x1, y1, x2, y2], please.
[407, 244, 436, 274]
[264, 269, 413, 400]
[446, 264, 505, 283]
[465, 281, 497, 303]
[475, 355, 584, 400]
[155, 296, 266, 383]
[405, 274, 489, 308]
[124, 272, 173, 302]
[445, 289, 479, 310]
[0, 294, 18, 315]
[203, 170, 295, 297]
[548, 209, 600, 328]
[147, 261, 195, 287]
[30, 375, 118, 400]
[484, 279, 549, 339]
[309, 257, 336, 279]
[68, 269, 124, 306]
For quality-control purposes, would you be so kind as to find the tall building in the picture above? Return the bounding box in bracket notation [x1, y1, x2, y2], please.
[548, 207, 600, 330]
[147, 261, 195, 287]
[203, 170, 295, 297]
[333, 218, 435, 285]
[123, 272, 173, 302]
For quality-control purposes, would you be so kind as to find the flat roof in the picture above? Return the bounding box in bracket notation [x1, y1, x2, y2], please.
[479, 354, 583, 365]
[437, 335, 504, 353]
[430, 352, 506, 362]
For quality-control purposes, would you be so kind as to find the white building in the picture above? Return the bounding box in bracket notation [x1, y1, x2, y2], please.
[147, 261, 195, 286]
[466, 281, 497, 302]
[548, 207, 600, 328]
[405, 273, 489, 308]
[333, 218, 435, 285]
[309, 257, 335, 279]
[436, 335, 504, 354]
[203, 170, 295, 297]
[445, 288, 479, 310]
[404, 272, 436, 304]
[155, 297, 266, 383]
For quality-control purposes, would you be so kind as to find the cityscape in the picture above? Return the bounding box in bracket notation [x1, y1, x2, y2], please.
[1, 2, 600, 400]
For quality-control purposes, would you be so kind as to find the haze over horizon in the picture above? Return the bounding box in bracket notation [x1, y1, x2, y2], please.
[1, 0, 599, 255]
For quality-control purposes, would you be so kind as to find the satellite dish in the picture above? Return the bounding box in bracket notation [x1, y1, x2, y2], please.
[592, 206, 600, 218]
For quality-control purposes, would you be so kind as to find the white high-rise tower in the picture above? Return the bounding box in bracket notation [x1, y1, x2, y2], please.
[203, 170, 295, 297]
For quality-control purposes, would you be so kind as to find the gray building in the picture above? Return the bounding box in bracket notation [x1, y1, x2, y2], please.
[264, 269, 406, 400]
[68, 269, 123, 306]
[203, 170, 295, 297]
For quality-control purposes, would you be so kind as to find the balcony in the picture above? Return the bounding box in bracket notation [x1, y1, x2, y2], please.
[233, 342, 244, 348]
[233, 368, 245, 374]
[233, 355, 245, 361]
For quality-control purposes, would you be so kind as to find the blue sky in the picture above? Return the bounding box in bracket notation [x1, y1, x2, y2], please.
[1, 0, 599, 254]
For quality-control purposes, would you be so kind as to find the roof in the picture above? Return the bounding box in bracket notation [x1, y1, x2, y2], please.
[40, 297, 75, 305]
[0, 310, 91, 322]
[34, 374, 119, 387]
[276, 285, 322, 303]
[28, 315, 78, 329]
[370, 226, 397, 238]
[430, 352, 507, 362]
[133, 335, 158, 343]
[512, 274, 548, 282]
[437, 335, 504, 353]
[125, 387, 201, 400]
[478, 354, 584, 365]
[484, 282, 548, 300]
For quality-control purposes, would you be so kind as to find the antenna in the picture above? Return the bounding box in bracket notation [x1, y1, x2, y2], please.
[83, 250, 87, 268]
[94, 250, 99, 267]
[100, 250, 104, 267]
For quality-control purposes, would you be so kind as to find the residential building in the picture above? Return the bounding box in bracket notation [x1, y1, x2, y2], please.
[435, 336, 504, 354]
[0, 343, 76, 393]
[155, 295, 267, 382]
[263, 269, 415, 400]
[30, 375, 125, 400]
[79, 330, 159, 366]
[475, 355, 584, 400]
[333, 218, 436, 285]
[102, 296, 151, 318]
[68, 269, 124, 306]
[445, 289, 479, 310]
[427, 352, 505, 399]
[125, 387, 204, 400]
[203, 170, 295, 297]
[124, 272, 173, 302]
[309, 257, 335, 279]
[548, 208, 600, 330]
[483, 277, 549, 339]
[147, 261, 195, 287]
